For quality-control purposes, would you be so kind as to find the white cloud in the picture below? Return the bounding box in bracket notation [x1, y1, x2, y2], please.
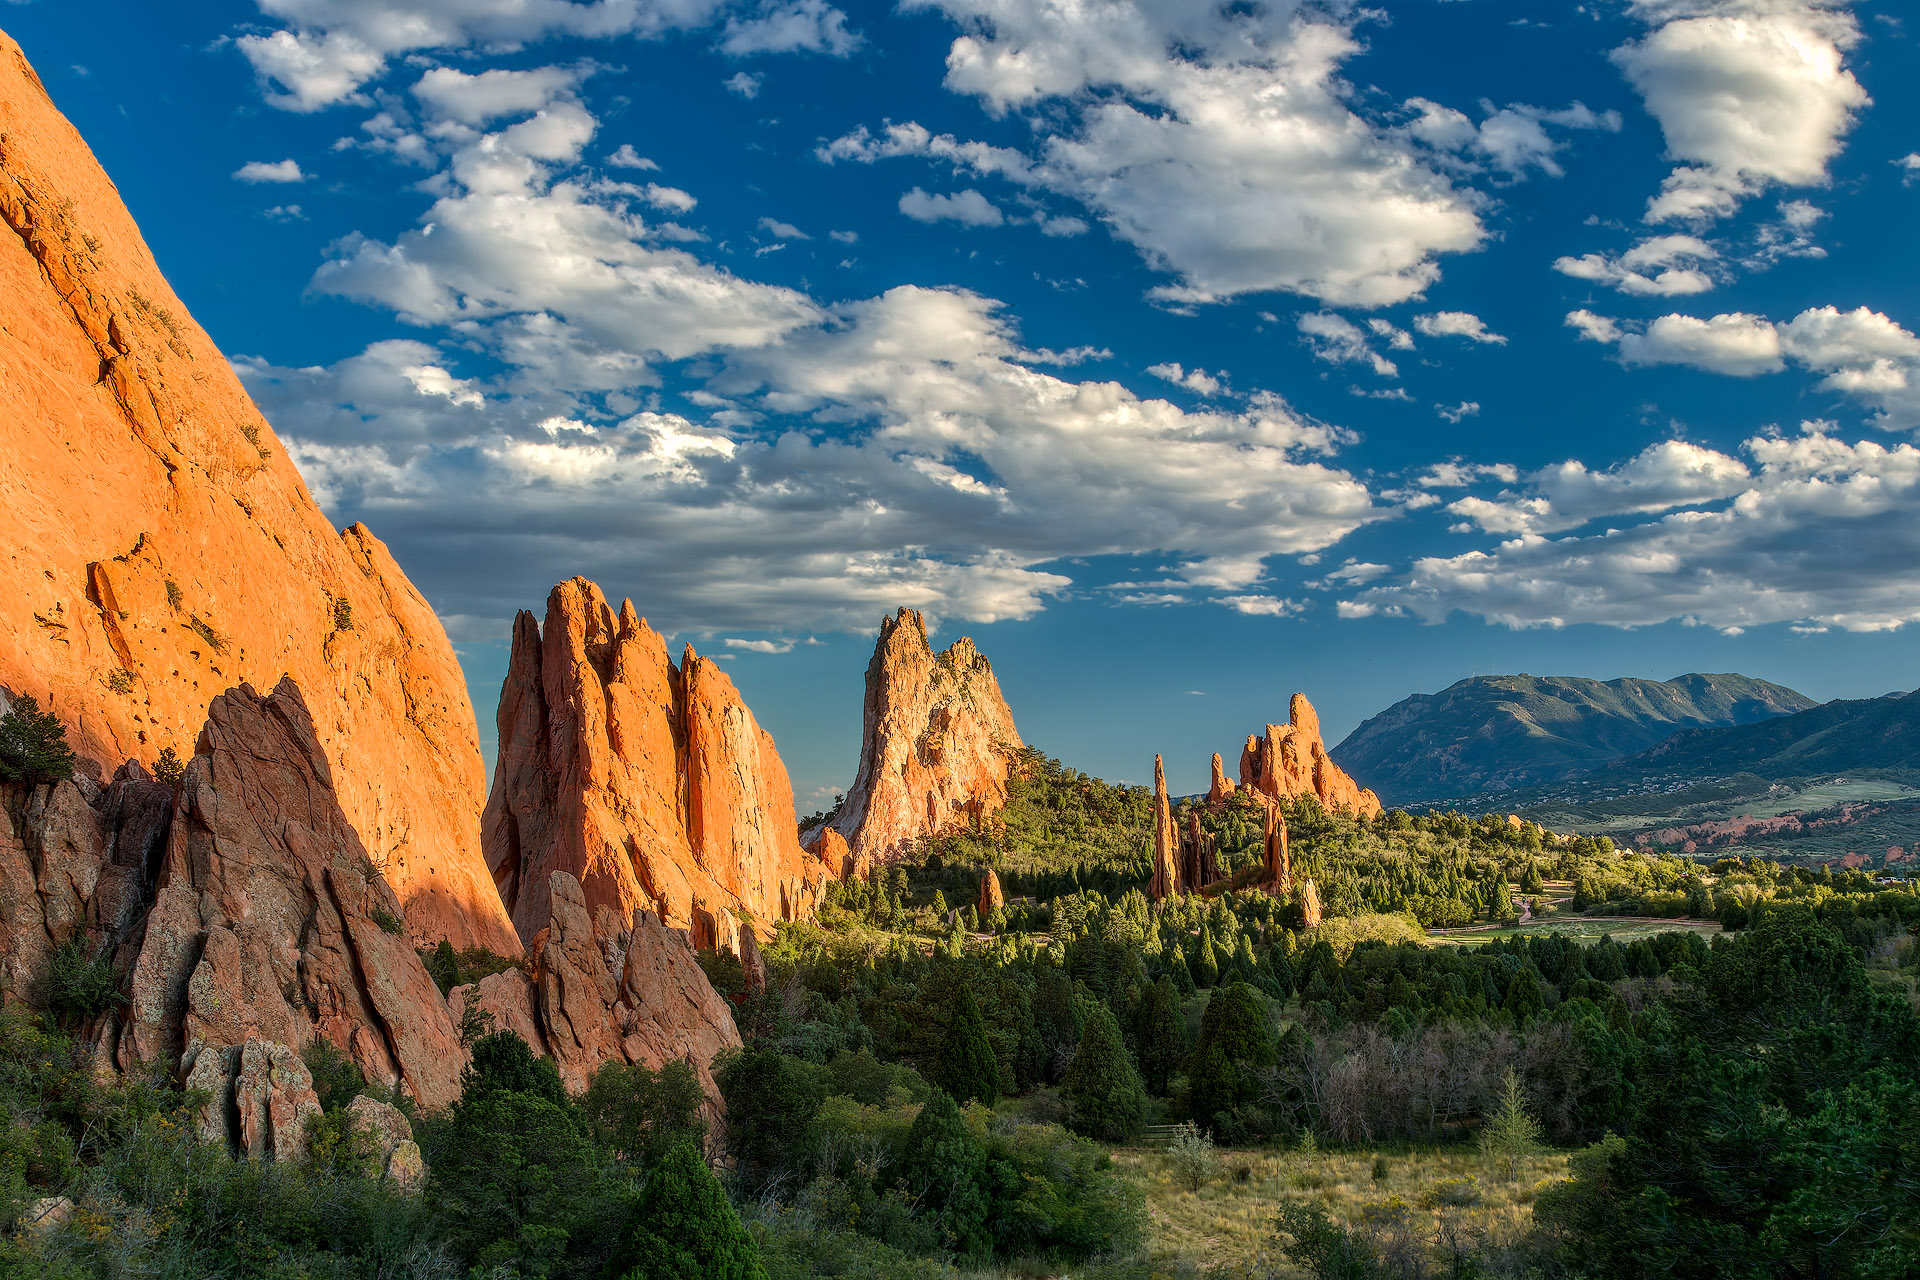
[1145, 363, 1222, 396]
[1573, 305, 1920, 422]
[1299, 313, 1397, 377]
[1553, 233, 1717, 296]
[237, 0, 730, 112]
[1221, 595, 1303, 617]
[723, 637, 796, 653]
[1900, 154, 1920, 186]
[1405, 97, 1621, 179]
[641, 184, 698, 213]
[1355, 427, 1920, 633]
[1445, 439, 1753, 536]
[899, 187, 1004, 227]
[1437, 401, 1480, 424]
[607, 144, 657, 169]
[412, 64, 587, 126]
[723, 71, 762, 97]
[758, 216, 808, 240]
[250, 97, 1382, 633]
[1614, 0, 1868, 224]
[718, 0, 858, 56]
[830, 2, 1488, 307]
[1417, 461, 1518, 489]
[1413, 311, 1506, 344]
[829, 229, 859, 244]
[1368, 319, 1415, 351]
[234, 158, 307, 183]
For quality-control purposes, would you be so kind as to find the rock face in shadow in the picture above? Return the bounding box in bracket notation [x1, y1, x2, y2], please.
[453, 870, 742, 1114]
[1239, 694, 1382, 818]
[483, 578, 834, 949]
[811, 609, 1022, 866]
[116, 679, 466, 1117]
[0, 33, 513, 953]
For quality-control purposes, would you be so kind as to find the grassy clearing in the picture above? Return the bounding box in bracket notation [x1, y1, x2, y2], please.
[1431, 916, 1720, 948]
[1114, 1141, 1568, 1279]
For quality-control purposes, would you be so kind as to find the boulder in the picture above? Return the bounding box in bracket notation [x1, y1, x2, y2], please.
[0, 35, 514, 952]
[347, 1094, 426, 1191]
[813, 609, 1022, 865]
[483, 580, 826, 949]
[21, 1196, 73, 1235]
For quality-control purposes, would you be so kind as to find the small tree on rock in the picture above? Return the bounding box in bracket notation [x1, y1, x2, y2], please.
[0, 695, 75, 785]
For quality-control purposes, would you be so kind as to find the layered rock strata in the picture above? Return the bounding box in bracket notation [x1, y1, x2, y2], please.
[0, 35, 512, 951]
[1239, 694, 1382, 818]
[812, 609, 1021, 865]
[483, 579, 832, 948]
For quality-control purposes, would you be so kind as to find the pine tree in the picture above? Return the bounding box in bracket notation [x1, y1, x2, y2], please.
[1135, 975, 1187, 1095]
[1522, 863, 1546, 894]
[620, 1141, 768, 1280]
[0, 695, 75, 784]
[1188, 982, 1276, 1133]
[935, 985, 1000, 1105]
[1194, 931, 1220, 988]
[1062, 1004, 1147, 1140]
[1167, 948, 1196, 995]
[427, 939, 461, 995]
[1479, 1067, 1542, 1181]
[903, 1089, 994, 1257]
[1503, 969, 1545, 1019]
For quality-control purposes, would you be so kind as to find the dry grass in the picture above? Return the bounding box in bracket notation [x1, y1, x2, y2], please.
[1112, 1140, 1569, 1279]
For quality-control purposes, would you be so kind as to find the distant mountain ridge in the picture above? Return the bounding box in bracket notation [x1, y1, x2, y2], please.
[1335, 673, 1818, 804]
[1628, 687, 1920, 778]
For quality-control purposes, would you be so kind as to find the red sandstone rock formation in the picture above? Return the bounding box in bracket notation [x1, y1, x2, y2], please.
[1149, 755, 1180, 901]
[483, 579, 832, 949]
[1180, 812, 1220, 892]
[978, 868, 1004, 917]
[0, 36, 511, 952]
[1239, 694, 1382, 818]
[813, 609, 1022, 865]
[117, 679, 467, 1122]
[1208, 754, 1235, 804]
[1263, 803, 1292, 890]
[1300, 879, 1324, 928]
[451, 869, 741, 1110]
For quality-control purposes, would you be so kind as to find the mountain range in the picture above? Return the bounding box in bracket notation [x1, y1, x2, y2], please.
[1334, 673, 1818, 805]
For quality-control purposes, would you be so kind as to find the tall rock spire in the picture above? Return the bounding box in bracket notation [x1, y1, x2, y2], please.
[1236, 693, 1382, 818]
[814, 607, 1022, 864]
[1148, 754, 1180, 901]
[482, 578, 834, 948]
[1264, 802, 1291, 890]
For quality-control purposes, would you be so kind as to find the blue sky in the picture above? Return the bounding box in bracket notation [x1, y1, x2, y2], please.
[6, 0, 1919, 804]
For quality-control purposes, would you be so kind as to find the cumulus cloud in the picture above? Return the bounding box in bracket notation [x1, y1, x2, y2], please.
[234, 158, 307, 183]
[1572, 304, 1920, 422]
[1354, 427, 1920, 633]
[235, 0, 840, 112]
[1404, 98, 1621, 179]
[1437, 401, 1480, 424]
[826, 2, 1489, 306]
[1613, 0, 1868, 224]
[1553, 234, 1718, 296]
[1299, 313, 1397, 377]
[412, 64, 589, 125]
[1145, 363, 1223, 396]
[717, 0, 859, 56]
[898, 187, 1003, 227]
[723, 71, 762, 97]
[1413, 311, 1507, 344]
[244, 98, 1381, 632]
[1444, 439, 1753, 536]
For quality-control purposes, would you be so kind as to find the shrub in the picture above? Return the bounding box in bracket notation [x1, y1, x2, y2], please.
[1166, 1121, 1215, 1192]
[164, 579, 183, 611]
[369, 907, 405, 936]
[46, 939, 124, 1025]
[103, 668, 134, 694]
[332, 595, 354, 632]
[582, 1059, 708, 1167]
[0, 695, 76, 785]
[303, 1035, 367, 1112]
[188, 615, 225, 653]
